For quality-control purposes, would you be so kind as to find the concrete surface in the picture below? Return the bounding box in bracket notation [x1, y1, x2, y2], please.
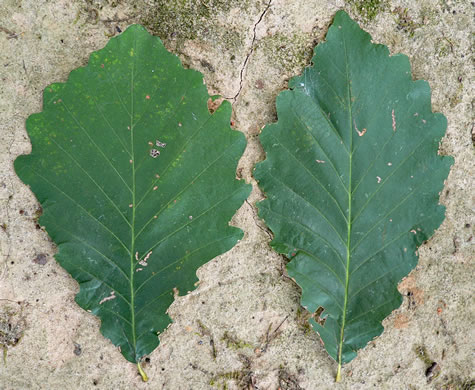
[0, 0, 473, 389]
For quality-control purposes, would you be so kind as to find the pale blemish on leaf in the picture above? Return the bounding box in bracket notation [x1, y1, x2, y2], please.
[139, 251, 152, 267]
[99, 291, 116, 305]
[354, 120, 367, 137]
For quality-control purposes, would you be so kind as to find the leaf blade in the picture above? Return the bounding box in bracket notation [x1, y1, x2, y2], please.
[15, 24, 251, 364]
[255, 10, 452, 372]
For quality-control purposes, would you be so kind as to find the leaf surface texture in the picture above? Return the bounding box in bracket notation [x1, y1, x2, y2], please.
[254, 11, 452, 372]
[15, 25, 251, 363]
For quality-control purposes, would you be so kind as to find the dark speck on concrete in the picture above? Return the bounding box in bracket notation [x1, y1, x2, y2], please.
[73, 342, 82, 356]
[32, 254, 48, 265]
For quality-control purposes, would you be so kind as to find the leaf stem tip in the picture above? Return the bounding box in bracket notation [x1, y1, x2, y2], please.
[138, 362, 148, 382]
[335, 363, 342, 382]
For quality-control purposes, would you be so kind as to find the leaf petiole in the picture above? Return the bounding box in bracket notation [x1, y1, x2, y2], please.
[336, 363, 342, 382]
[137, 362, 148, 382]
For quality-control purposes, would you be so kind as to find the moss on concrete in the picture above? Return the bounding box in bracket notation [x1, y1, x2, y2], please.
[259, 32, 314, 74]
[221, 330, 254, 350]
[141, 0, 250, 42]
[347, 0, 386, 21]
[0, 305, 25, 363]
[439, 377, 475, 390]
[391, 6, 423, 37]
[209, 353, 253, 388]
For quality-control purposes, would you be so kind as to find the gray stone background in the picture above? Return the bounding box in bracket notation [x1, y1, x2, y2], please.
[0, 0, 473, 389]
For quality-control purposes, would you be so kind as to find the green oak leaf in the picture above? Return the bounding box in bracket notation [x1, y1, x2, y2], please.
[14, 25, 251, 379]
[254, 11, 452, 380]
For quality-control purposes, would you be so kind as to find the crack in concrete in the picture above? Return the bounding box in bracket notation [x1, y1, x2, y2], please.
[227, 0, 272, 102]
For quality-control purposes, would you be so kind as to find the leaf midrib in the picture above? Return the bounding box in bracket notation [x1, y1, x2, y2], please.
[337, 35, 353, 379]
[129, 35, 138, 359]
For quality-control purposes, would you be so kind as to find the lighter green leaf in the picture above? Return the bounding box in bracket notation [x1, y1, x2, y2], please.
[14, 25, 251, 376]
[254, 11, 452, 379]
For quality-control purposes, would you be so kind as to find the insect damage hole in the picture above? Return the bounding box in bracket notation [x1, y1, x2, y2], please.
[150, 149, 160, 158]
[313, 307, 326, 326]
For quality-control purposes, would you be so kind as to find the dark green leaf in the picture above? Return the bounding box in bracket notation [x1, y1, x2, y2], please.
[14, 25, 251, 376]
[254, 11, 452, 379]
